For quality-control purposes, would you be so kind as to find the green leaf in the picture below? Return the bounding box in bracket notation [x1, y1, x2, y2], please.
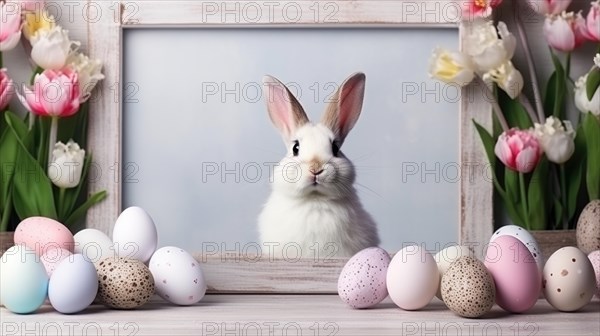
[528, 158, 549, 230]
[498, 90, 533, 129]
[1, 113, 27, 212]
[544, 52, 566, 119]
[504, 166, 520, 203]
[64, 191, 107, 227]
[58, 103, 88, 147]
[6, 117, 57, 220]
[583, 113, 600, 200]
[553, 196, 563, 230]
[587, 67, 600, 101]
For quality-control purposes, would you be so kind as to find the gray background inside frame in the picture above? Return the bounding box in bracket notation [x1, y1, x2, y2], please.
[122, 28, 459, 254]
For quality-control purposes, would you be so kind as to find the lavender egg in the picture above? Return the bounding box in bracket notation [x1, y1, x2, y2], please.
[337, 247, 391, 309]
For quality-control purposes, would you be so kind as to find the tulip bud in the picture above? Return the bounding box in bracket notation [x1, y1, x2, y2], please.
[428, 48, 475, 86]
[586, 0, 600, 42]
[526, 0, 572, 15]
[464, 20, 516, 73]
[483, 61, 524, 99]
[66, 53, 105, 102]
[30, 26, 80, 70]
[534, 117, 575, 164]
[23, 9, 55, 40]
[48, 140, 85, 189]
[18, 68, 81, 118]
[543, 12, 589, 52]
[0, 2, 23, 52]
[495, 129, 542, 173]
[574, 74, 600, 117]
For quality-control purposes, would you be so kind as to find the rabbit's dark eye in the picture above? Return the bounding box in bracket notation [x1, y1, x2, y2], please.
[292, 141, 300, 156]
[332, 142, 340, 156]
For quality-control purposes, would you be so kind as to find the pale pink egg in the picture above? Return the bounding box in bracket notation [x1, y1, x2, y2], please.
[41, 247, 73, 277]
[338, 247, 390, 309]
[588, 251, 600, 298]
[485, 235, 540, 313]
[14, 217, 74, 256]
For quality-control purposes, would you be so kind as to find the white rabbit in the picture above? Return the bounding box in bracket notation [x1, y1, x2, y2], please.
[258, 72, 380, 258]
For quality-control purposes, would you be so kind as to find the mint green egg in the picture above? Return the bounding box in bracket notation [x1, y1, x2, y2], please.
[1, 245, 49, 314]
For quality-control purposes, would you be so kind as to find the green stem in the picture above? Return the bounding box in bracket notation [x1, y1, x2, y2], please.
[0, 189, 12, 232]
[475, 76, 510, 131]
[58, 188, 66, 221]
[48, 117, 58, 170]
[519, 172, 530, 230]
[560, 164, 568, 230]
[565, 52, 571, 79]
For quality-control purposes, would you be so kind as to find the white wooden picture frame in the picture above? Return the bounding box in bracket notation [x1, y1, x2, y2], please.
[81, 0, 493, 293]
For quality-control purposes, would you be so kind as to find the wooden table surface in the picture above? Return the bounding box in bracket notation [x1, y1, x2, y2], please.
[1, 295, 599, 336]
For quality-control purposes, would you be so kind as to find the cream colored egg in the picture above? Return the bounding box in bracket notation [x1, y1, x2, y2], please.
[576, 200, 600, 254]
[96, 257, 154, 309]
[434, 245, 474, 300]
[441, 256, 495, 318]
[543, 247, 596, 311]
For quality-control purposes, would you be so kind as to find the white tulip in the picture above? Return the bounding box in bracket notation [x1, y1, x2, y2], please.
[464, 20, 517, 73]
[594, 53, 600, 68]
[483, 61, 524, 99]
[48, 140, 85, 189]
[67, 52, 105, 102]
[428, 47, 475, 86]
[534, 117, 575, 164]
[30, 26, 80, 70]
[574, 74, 600, 117]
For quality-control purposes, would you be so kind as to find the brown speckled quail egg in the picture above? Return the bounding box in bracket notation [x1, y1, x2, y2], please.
[96, 257, 154, 309]
[441, 256, 495, 318]
[576, 200, 600, 254]
[543, 247, 596, 311]
[337, 247, 391, 309]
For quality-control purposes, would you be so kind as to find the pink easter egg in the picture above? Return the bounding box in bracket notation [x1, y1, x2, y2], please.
[588, 251, 600, 298]
[14, 217, 74, 256]
[338, 247, 390, 309]
[41, 247, 73, 277]
[485, 235, 541, 313]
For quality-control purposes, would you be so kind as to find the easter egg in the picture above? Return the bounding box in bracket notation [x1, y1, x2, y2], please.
[96, 257, 154, 309]
[0, 245, 49, 314]
[490, 225, 543, 276]
[74, 229, 114, 263]
[387, 245, 439, 310]
[49, 254, 98, 314]
[337, 247, 390, 309]
[588, 251, 600, 298]
[576, 200, 600, 254]
[485, 235, 540, 313]
[149, 247, 207, 305]
[434, 245, 474, 300]
[112, 207, 158, 263]
[441, 256, 495, 318]
[543, 247, 596, 311]
[14, 217, 74, 256]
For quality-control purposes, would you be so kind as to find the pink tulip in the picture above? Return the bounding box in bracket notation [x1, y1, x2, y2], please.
[495, 129, 542, 173]
[543, 12, 589, 52]
[0, 2, 22, 51]
[7, 0, 44, 12]
[527, 0, 572, 15]
[0, 69, 14, 111]
[586, 1, 600, 42]
[462, 0, 503, 19]
[18, 68, 81, 118]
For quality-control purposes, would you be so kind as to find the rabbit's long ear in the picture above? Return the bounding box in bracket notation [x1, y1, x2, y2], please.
[321, 72, 366, 145]
[263, 75, 309, 141]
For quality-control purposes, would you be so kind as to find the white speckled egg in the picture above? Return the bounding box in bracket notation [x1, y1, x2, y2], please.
[49, 254, 98, 314]
[149, 246, 207, 305]
[387, 245, 439, 310]
[543, 247, 596, 311]
[337, 247, 390, 309]
[434, 245, 475, 300]
[576, 200, 600, 254]
[96, 257, 154, 309]
[485, 235, 540, 313]
[491, 225, 543, 276]
[112, 207, 158, 263]
[587, 251, 600, 298]
[74, 229, 115, 263]
[40, 247, 73, 277]
[0, 245, 49, 314]
[441, 256, 495, 318]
